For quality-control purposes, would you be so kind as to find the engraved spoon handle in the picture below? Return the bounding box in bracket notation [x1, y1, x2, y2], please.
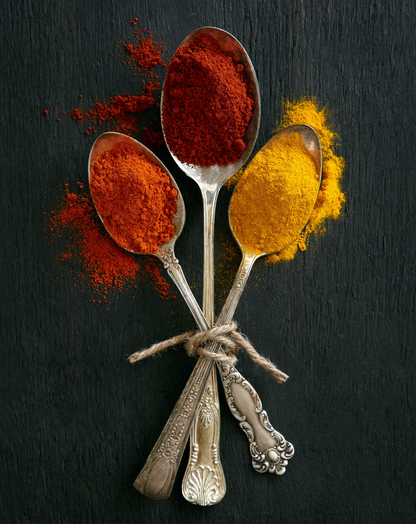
[133, 255, 214, 500]
[182, 188, 226, 506]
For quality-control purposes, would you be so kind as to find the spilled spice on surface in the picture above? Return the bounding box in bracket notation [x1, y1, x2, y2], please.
[124, 34, 164, 70]
[69, 94, 155, 137]
[45, 20, 176, 302]
[48, 182, 176, 303]
[271, 97, 346, 262]
[47, 21, 167, 144]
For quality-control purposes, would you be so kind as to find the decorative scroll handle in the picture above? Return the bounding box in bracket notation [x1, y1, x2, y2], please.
[217, 362, 294, 472]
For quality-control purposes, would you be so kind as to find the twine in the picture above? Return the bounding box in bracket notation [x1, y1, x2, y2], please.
[128, 321, 288, 383]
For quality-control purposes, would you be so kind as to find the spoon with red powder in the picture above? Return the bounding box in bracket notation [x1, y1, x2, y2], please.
[161, 27, 260, 504]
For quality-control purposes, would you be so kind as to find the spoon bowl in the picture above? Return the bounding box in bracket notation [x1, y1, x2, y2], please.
[229, 123, 323, 261]
[88, 131, 186, 257]
[161, 26, 261, 190]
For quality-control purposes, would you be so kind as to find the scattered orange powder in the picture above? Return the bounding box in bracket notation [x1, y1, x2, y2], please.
[49, 183, 176, 301]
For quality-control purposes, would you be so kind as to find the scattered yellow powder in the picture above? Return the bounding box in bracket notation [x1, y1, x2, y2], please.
[270, 97, 346, 261]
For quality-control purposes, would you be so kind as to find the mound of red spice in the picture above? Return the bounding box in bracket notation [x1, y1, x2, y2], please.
[162, 33, 254, 167]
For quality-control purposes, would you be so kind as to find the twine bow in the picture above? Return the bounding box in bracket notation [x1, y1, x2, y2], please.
[128, 321, 288, 383]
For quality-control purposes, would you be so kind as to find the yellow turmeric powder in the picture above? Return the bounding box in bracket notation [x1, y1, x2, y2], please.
[229, 132, 319, 255]
[226, 97, 346, 262]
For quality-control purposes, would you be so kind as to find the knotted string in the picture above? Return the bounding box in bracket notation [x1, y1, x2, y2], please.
[128, 321, 288, 383]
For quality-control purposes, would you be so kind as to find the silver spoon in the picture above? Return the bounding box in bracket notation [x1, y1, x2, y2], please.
[161, 26, 260, 506]
[133, 124, 322, 500]
[88, 131, 206, 330]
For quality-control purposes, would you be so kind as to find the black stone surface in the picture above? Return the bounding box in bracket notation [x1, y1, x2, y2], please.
[1, 1, 415, 523]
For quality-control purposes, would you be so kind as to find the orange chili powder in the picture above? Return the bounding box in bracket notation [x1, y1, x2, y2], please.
[89, 141, 178, 254]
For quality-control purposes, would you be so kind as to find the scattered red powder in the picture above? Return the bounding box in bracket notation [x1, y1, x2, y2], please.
[49, 183, 176, 301]
[124, 36, 163, 69]
[142, 118, 165, 151]
[145, 258, 173, 298]
[143, 81, 160, 96]
[121, 28, 167, 76]
[69, 94, 155, 136]
[49, 22, 168, 142]
[46, 20, 176, 303]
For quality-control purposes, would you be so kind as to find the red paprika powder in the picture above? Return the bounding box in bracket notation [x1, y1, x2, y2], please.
[69, 94, 155, 137]
[52, 22, 167, 140]
[162, 33, 254, 167]
[89, 141, 178, 254]
[124, 35, 163, 70]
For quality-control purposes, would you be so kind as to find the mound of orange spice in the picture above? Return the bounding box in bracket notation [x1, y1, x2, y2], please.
[89, 141, 178, 254]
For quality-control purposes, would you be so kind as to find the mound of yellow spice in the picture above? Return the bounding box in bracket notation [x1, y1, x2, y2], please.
[226, 97, 346, 262]
[229, 132, 320, 255]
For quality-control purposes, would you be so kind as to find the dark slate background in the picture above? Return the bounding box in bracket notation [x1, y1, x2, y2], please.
[1, 0, 415, 523]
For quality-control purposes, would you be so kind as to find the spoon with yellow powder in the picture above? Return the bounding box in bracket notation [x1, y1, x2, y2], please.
[134, 124, 321, 500]
[193, 123, 322, 482]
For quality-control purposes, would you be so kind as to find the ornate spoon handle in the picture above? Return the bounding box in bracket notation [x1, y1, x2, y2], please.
[133, 251, 294, 500]
[216, 361, 294, 473]
[210, 252, 294, 473]
[182, 187, 226, 506]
